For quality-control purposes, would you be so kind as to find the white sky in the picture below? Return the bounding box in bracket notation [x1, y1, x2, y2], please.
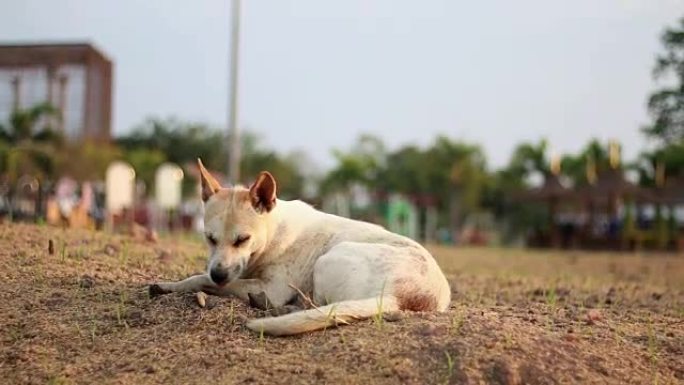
[1, 0, 681, 169]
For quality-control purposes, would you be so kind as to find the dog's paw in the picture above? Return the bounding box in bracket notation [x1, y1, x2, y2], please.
[248, 291, 271, 310]
[148, 284, 170, 298]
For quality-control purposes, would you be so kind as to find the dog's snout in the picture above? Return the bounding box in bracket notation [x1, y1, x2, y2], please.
[210, 268, 229, 286]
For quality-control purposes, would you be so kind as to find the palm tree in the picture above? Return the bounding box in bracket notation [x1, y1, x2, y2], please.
[0, 103, 62, 181]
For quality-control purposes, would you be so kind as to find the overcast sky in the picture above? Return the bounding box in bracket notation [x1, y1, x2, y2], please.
[1, 0, 681, 169]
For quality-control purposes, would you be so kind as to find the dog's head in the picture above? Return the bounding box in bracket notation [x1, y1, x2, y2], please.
[197, 159, 277, 286]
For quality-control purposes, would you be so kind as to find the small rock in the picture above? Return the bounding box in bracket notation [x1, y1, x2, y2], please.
[486, 359, 518, 385]
[196, 292, 207, 308]
[586, 309, 603, 325]
[156, 249, 174, 264]
[531, 288, 545, 297]
[127, 310, 142, 321]
[382, 311, 404, 322]
[130, 223, 158, 243]
[79, 275, 95, 289]
[414, 323, 447, 336]
[103, 244, 119, 256]
[146, 230, 159, 243]
[583, 294, 600, 308]
[562, 333, 578, 343]
[143, 366, 156, 374]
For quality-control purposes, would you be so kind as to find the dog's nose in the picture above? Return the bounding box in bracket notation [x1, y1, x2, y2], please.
[210, 268, 229, 285]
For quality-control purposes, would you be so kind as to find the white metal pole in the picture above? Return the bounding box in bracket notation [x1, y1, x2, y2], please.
[227, 0, 242, 183]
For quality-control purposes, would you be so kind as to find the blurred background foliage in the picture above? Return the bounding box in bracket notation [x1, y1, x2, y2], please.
[0, 16, 683, 238]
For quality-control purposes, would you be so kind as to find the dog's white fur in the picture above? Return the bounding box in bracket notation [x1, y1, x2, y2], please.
[150, 160, 451, 336]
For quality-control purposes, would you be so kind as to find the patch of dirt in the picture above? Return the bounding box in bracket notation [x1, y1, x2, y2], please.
[0, 223, 683, 384]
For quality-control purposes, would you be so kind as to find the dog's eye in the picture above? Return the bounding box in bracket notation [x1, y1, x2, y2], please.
[206, 234, 218, 246]
[233, 234, 251, 247]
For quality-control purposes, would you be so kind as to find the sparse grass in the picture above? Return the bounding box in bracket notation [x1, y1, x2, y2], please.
[544, 287, 558, 330]
[503, 330, 514, 349]
[228, 301, 235, 324]
[338, 330, 347, 344]
[60, 241, 66, 262]
[6, 324, 24, 344]
[443, 350, 454, 384]
[323, 304, 338, 334]
[115, 291, 129, 328]
[450, 309, 464, 335]
[119, 241, 130, 266]
[372, 281, 387, 330]
[647, 318, 659, 385]
[46, 375, 72, 385]
[89, 321, 97, 344]
[546, 287, 558, 310]
[1, 223, 683, 385]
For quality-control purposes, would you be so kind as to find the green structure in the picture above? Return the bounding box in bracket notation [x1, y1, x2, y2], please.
[385, 194, 418, 240]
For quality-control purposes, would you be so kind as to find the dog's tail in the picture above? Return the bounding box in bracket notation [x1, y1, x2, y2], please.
[245, 296, 399, 336]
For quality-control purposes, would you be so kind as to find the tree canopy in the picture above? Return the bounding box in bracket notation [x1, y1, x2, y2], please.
[643, 17, 684, 144]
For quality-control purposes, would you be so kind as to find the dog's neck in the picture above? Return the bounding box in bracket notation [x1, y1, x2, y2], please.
[258, 199, 323, 258]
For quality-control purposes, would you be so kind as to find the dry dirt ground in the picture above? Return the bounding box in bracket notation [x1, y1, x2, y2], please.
[0, 223, 683, 385]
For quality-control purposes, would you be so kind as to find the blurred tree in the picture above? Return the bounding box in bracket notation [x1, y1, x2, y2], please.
[54, 142, 123, 181]
[377, 145, 430, 195]
[480, 140, 551, 243]
[636, 143, 684, 186]
[425, 136, 488, 224]
[643, 17, 684, 143]
[116, 118, 226, 172]
[117, 118, 306, 198]
[0, 102, 61, 144]
[321, 134, 386, 195]
[0, 103, 62, 181]
[123, 148, 167, 189]
[506, 140, 550, 180]
[560, 139, 611, 186]
[323, 135, 488, 229]
[241, 136, 307, 199]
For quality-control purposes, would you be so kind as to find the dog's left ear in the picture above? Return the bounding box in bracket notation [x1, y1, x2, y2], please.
[249, 171, 277, 213]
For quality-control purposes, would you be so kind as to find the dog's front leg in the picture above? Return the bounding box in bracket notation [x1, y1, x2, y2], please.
[149, 274, 214, 297]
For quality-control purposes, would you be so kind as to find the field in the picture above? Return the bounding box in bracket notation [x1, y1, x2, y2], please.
[0, 222, 682, 385]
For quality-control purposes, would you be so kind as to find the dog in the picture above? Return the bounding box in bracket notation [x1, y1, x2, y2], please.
[149, 159, 451, 336]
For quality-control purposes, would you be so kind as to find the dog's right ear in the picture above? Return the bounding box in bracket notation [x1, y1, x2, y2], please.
[197, 158, 221, 202]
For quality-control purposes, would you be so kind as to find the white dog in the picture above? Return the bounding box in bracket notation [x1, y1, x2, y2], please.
[149, 160, 451, 336]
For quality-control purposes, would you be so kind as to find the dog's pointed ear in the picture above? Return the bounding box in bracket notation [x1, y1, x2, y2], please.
[197, 158, 221, 202]
[249, 171, 277, 213]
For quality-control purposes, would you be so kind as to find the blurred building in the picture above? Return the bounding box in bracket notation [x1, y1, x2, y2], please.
[0, 42, 113, 142]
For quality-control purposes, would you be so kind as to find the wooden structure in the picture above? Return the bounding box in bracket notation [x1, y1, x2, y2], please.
[516, 174, 571, 248]
[0, 42, 113, 142]
[518, 169, 684, 251]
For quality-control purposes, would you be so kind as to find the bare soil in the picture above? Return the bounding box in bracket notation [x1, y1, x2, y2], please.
[0, 222, 682, 384]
